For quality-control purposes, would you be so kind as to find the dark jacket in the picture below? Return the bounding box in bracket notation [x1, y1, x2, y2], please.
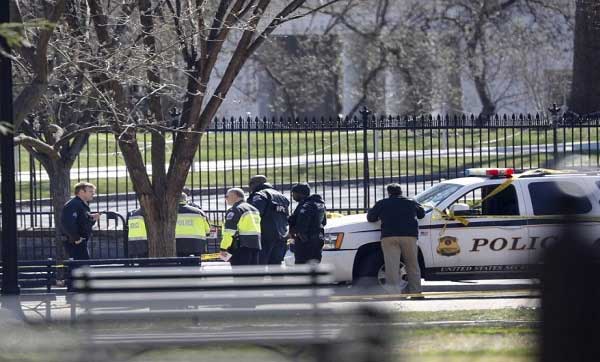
[61, 196, 96, 242]
[289, 194, 327, 239]
[248, 184, 290, 241]
[221, 201, 262, 251]
[367, 196, 425, 238]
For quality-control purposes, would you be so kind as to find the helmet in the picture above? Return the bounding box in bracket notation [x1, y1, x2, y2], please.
[291, 182, 311, 196]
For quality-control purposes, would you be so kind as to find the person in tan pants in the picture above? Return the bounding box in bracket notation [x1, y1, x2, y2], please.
[367, 183, 425, 294]
[381, 236, 420, 293]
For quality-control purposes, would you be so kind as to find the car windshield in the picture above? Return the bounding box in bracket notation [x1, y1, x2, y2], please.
[414, 183, 462, 210]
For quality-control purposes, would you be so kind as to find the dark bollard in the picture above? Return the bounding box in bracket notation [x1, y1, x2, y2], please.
[540, 214, 600, 362]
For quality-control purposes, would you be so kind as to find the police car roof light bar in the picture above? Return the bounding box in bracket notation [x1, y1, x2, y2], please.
[465, 168, 514, 178]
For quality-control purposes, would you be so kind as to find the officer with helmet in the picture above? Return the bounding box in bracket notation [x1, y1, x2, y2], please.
[247, 175, 290, 265]
[288, 182, 327, 264]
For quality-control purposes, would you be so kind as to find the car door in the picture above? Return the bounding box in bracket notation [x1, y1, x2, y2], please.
[427, 180, 530, 275]
[522, 177, 599, 265]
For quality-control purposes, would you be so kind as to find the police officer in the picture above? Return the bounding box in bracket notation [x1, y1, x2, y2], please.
[61, 182, 100, 260]
[127, 193, 211, 257]
[288, 183, 327, 264]
[367, 183, 425, 295]
[126, 207, 148, 258]
[175, 192, 211, 257]
[220, 188, 262, 265]
[182, 186, 203, 209]
[247, 175, 290, 265]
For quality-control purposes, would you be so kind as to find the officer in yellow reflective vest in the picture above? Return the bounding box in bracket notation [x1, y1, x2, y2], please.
[126, 208, 148, 258]
[175, 193, 211, 257]
[220, 188, 262, 265]
[127, 193, 211, 257]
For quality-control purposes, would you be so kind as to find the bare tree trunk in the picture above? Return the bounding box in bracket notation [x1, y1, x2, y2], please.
[139, 196, 178, 257]
[117, 132, 181, 257]
[47, 164, 71, 263]
[569, 0, 600, 114]
[466, 19, 496, 122]
[473, 74, 496, 117]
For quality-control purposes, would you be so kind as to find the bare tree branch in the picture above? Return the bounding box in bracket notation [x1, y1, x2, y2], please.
[14, 134, 60, 159]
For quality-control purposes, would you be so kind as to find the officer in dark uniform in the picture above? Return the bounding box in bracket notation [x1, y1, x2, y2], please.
[247, 175, 290, 265]
[61, 182, 100, 260]
[220, 188, 262, 266]
[288, 183, 327, 264]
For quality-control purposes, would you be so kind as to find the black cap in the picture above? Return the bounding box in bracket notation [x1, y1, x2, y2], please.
[291, 182, 311, 196]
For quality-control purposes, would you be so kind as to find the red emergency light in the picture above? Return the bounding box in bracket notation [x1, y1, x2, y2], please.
[466, 168, 515, 177]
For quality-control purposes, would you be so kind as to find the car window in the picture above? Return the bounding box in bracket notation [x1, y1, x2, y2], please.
[450, 184, 520, 216]
[528, 181, 592, 215]
[414, 183, 462, 209]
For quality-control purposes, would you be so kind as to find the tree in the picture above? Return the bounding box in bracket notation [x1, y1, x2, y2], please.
[253, 0, 449, 117]
[7, 0, 105, 261]
[9, 0, 65, 129]
[435, 0, 573, 117]
[253, 34, 342, 117]
[78, 0, 340, 257]
[569, 0, 600, 114]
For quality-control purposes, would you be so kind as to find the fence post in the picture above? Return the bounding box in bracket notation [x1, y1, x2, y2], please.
[548, 104, 561, 166]
[0, 0, 21, 301]
[360, 107, 371, 210]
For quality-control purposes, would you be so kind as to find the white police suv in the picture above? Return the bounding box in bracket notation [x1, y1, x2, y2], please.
[287, 168, 600, 285]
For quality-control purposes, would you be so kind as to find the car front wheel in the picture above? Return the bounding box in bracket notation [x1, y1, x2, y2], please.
[354, 249, 408, 291]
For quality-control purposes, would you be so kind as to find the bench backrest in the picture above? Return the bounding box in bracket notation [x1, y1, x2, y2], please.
[70, 264, 335, 319]
[0, 260, 56, 292]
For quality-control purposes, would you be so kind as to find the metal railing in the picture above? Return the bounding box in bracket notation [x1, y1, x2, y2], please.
[4, 111, 600, 259]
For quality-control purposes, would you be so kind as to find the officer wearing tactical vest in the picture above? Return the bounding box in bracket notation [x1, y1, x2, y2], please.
[288, 183, 327, 264]
[127, 193, 211, 257]
[247, 175, 290, 265]
[220, 188, 262, 265]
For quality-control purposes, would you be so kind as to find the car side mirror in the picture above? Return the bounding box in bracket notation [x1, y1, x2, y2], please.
[449, 203, 471, 216]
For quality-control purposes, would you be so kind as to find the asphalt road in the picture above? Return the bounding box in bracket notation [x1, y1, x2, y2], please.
[17, 183, 431, 228]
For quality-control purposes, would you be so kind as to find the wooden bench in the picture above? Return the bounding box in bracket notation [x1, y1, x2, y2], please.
[70, 263, 334, 325]
[64, 256, 201, 319]
[66, 264, 395, 362]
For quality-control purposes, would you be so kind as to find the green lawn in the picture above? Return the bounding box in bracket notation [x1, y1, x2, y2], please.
[16, 150, 600, 202]
[16, 128, 600, 171]
[17, 150, 589, 201]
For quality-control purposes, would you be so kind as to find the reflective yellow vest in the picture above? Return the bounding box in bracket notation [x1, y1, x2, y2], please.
[127, 213, 147, 241]
[127, 204, 210, 241]
[220, 202, 262, 251]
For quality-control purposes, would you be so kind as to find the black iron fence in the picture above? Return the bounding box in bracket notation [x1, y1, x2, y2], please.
[11, 212, 126, 260]
[4, 112, 600, 259]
